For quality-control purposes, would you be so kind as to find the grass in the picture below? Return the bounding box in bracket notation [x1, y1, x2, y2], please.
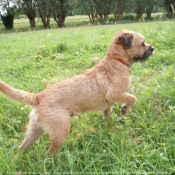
[0, 21, 175, 174]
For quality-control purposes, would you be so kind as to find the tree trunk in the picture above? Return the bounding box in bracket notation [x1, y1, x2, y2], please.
[92, 14, 96, 24]
[117, 14, 122, 21]
[171, 11, 175, 18]
[104, 13, 108, 21]
[170, 4, 175, 19]
[88, 14, 96, 24]
[59, 18, 65, 28]
[54, 16, 66, 28]
[137, 13, 143, 21]
[146, 12, 151, 19]
[98, 13, 104, 23]
[28, 16, 36, 30]
[39, 14, 50, 29]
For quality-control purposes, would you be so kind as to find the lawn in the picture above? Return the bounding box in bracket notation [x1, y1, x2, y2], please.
[0, 21, 175, 174]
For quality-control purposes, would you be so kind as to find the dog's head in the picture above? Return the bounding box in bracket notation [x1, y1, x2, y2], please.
[110, 30, 154, 66]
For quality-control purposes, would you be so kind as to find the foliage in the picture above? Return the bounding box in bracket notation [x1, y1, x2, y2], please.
[78, 0, 97, 24]
[50, 0, 74, 28]
[17, 0, 37, 29]
[1, 14, 14, 30]
[0, 0, 170, 29]
[72, 0, 87, 15]
[0, 0, 16, 16]
[15, 14, 27, 19]
[164, 0, 175, 18]
[145, 0, 164, 19]
[94, 0, 113, 23]
[125, 0, 164, 20]
[0, 0, 16, 30]
[36, 0, 51, 29]
[112, 0, 127, 22]
[122, 13, 136, 21]
[134, 0, 147, 21]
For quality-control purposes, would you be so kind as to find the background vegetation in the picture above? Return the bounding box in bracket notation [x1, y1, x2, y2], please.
[0, 0, 175, 31]
[0, 20, 175, 174]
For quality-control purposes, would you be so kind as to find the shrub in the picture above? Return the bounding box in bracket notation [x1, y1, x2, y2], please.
[152, 13, 170, 21]
[122, 14, 136, 21]
[108, 16, 115, 23]
[15, 14, 27, 19]
[96, 16, 115, 25]
[144, 16, 154, 21]
[1, 14, 14, 30]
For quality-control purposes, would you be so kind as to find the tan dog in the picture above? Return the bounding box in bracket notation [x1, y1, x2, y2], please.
[0, 30, 154, 154]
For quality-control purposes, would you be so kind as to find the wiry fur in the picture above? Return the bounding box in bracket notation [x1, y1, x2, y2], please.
[0, 81, 38, 106]
[0, 30, 154, 154]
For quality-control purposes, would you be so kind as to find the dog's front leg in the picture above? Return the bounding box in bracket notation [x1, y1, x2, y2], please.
[119, 93, 137, 115]
[107, 92, 137, 115]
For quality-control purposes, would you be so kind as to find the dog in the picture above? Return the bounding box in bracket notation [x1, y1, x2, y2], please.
[0, 30, 154, 154]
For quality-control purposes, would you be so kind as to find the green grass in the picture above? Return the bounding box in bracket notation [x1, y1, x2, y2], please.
[0, 21, 175, 174]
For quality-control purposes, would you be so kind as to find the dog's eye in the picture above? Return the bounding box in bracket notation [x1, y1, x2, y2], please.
[141, 42, 145, 47]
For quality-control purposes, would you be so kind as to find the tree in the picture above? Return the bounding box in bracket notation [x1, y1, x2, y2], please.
[18, 0, 37, 29]
[145, 0, 164, 19]
[112, 0, 126, 22]
[0, 0, 16, 30]
[134, 0, 147, 21]
[78, 0, 97, 24]
[36, 0, 51, 29]
[94, 0, 113, 23]
[50, 0, 73, 28]
[164, 0, 175, 18]
[72, 0, 86, 15]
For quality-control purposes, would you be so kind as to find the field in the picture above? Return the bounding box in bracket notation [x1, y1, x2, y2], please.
[0, 21, 175, 174]
[0, 15, 91, 33]
[0, 13, 170, 33]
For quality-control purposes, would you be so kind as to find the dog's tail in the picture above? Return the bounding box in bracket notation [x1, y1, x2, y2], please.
[0, 80, 38, 106]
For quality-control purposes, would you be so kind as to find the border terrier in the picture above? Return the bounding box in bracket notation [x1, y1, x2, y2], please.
[0, 30, 154, 154]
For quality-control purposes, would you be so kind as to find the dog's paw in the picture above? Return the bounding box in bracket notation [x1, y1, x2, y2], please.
[120, 105, 127, 115]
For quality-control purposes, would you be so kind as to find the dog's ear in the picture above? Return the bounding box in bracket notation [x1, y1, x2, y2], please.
[119, 33, 133, 49]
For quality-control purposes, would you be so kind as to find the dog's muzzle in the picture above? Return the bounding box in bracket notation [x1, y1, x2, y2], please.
[150, 46, 154, 52]
[133, 45, 154, 62]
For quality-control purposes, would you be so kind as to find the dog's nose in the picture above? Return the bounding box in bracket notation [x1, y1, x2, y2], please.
[150, 46, 154, 52]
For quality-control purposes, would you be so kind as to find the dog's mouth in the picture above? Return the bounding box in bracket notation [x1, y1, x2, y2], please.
[133, 46, 154, 62]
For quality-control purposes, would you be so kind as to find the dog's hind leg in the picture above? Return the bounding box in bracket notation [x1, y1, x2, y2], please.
[18, 110, 44, 150]
[42, 110, 71, 155]
[103, 105, 113, 126]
